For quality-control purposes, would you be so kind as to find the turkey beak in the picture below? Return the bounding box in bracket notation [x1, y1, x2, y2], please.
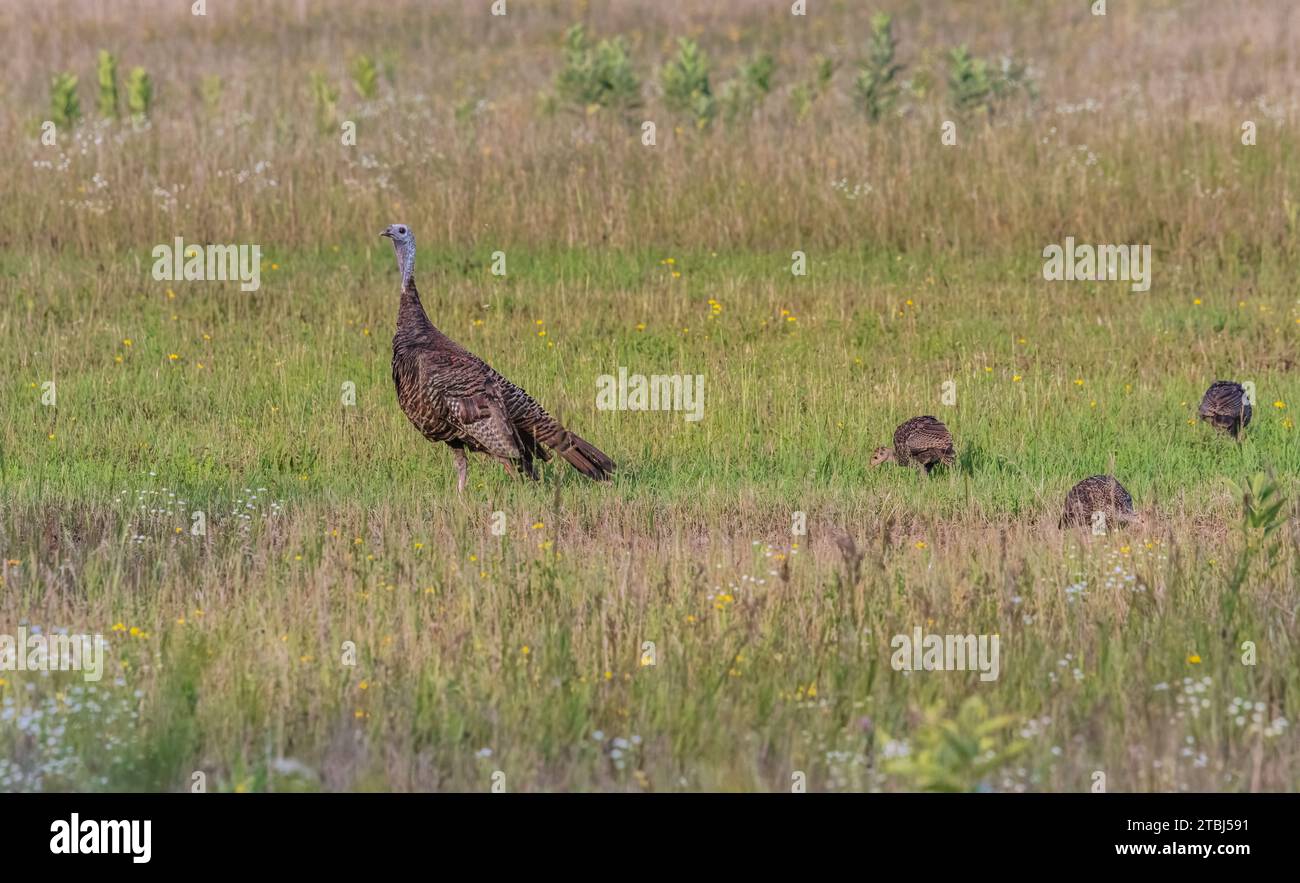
[380, 228, 393, 239]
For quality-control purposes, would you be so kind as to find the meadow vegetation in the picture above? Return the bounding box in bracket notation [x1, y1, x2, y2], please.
[0, 0, 1297, 791]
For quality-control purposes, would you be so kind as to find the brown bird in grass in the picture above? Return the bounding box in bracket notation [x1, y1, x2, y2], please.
[870, 416, 956, 474]
[1198, 380, 1252, 439]
[1059, 475, 1141, 529]
[382, 223, 615, 493]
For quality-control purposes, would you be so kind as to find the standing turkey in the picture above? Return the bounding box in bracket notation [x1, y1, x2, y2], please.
[382, 224, 615, 492]
[870, 416, 956, 474]
[1059, 475, 1140, 529]
[1198, 380, 1252, 438]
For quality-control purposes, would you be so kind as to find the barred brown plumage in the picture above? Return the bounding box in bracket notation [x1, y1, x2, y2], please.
[870, 415, 956, 474]
[1059, 475, 1139, 529]
[382, 224, 615, 493]
[1198, 380, 1252, 438]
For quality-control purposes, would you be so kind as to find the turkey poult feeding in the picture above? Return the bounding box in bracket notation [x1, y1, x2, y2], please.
[1059, 475, 1141, 529]
[870, 416, 956, 474]
[382, 224, 615, 493]
[1198, 380, 1252, 438]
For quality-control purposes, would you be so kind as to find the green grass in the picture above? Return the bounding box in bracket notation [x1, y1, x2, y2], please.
[1, 247, 1297, 792]
[4, 248, 1296, 510]
[2, 0, 1299, 793]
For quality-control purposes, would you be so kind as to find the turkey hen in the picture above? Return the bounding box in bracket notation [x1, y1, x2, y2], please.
[1198, 380, 1252, 438]
[382, 224, 614, 492]
[871, 416, 956, 474]
[1059, 475, 1140, 529]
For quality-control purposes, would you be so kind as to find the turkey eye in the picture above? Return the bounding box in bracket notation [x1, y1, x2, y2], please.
[399, 227, 406, 234]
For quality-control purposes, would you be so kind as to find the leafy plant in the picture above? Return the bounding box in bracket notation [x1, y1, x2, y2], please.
[200, 75, 223, 115]
[553, 24, 641, 112]
[815, 54, 836, 91]
[719, 52, 774, 123]
[791, 53, 836, 118]
[738, 52, 774, 95]
[309, 71, 339, 132]
[126, 67, 153, 123]
[853, 14, 903, 122]
[947, 46, 1035, 118]
[350, 54, 379, 100]
[1233, 472, 1287, 537]
[1222, 472, 1287, 634]
[661, 38, 715, 126]
[947, 46, 992, 116]
[97, 51, 119, 119]
[883, 698, 1026, 792]
[49, 72, 81, 128]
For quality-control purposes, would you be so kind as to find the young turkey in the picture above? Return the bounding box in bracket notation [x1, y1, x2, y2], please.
[1198, 380, 1252, 438]
[1059, 475, 1140, 529]
[870, 416, 956, 475]
[382, 224, 615, 493]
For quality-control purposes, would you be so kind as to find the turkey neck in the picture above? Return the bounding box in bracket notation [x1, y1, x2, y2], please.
[392, 240, 439, 346]
[397, 279, 435, 339]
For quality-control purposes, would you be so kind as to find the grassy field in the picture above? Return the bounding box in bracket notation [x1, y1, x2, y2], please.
[1, 0, 1298, 792]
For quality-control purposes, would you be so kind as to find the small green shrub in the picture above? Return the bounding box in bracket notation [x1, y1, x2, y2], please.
[350, 54, 379, 100]
[126, 67, 153, 123]
[661, 38, 715, 126]
[738, 52, 775, 95]
[553, 24, 641, 112]
[200, 75, 223, 114]
[883, 698, 1027, 792]
[50, 72, 81, 128]
[719, 52, 774, 123]
[791, 53, 835, 118]
[947, 47, 990, 115]
[97, 51, 119, 119]
[947, 45, 1035, 118]
[853, 14, 902, 122]
[309, 71, 339, 132]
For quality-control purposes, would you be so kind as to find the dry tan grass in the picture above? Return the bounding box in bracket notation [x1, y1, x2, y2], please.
[4, 0, 1300, 254]
[0, 0, 1297, 792]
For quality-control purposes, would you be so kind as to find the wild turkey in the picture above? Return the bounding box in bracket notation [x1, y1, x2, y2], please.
[870, 416, 956, 474]
[1198, 380, 1252, 438]
[1059, 475, 1140, 529]
[381, 224, 615, 492]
